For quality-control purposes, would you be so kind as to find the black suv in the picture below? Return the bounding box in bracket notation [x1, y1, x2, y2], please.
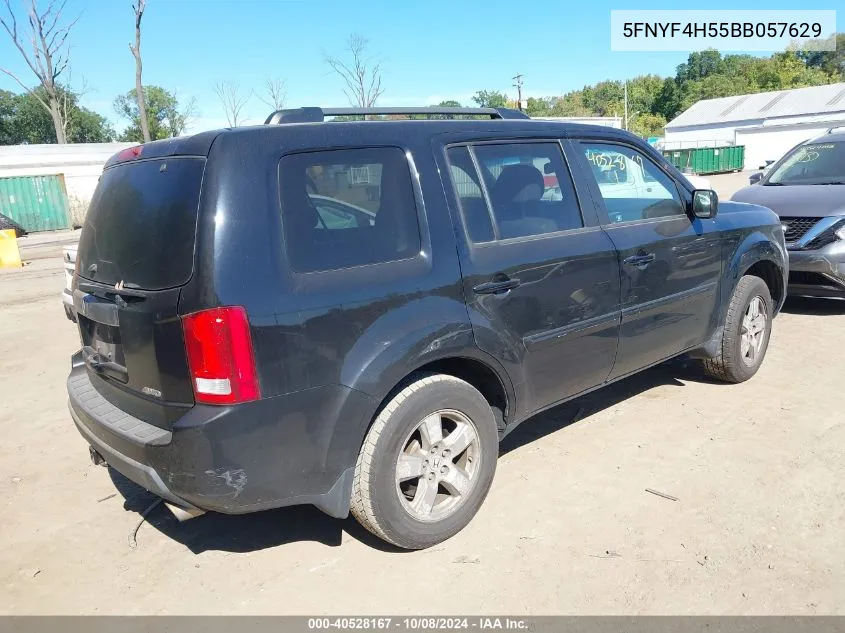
[68, 107, 787, 549]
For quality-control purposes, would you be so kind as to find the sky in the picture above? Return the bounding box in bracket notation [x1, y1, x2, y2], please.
[1, 0, 842, 135]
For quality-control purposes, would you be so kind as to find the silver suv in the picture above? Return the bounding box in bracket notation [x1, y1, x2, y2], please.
[732, 128, 845, 299]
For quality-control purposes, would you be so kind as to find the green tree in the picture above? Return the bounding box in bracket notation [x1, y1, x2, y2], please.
[0, 89, 16, 145]
[627, 75, 664, 117]
[481, 39, 844, 130]
[437, 99, 461, 107]
[768, 51, 833, 88]
[9, 88, 57, 143]
[630, 113, 667, 138]
[582, 80, 624, 117]
[676, 49, 724, 83]
[72, 108, 116, 143]
[653, 77, 683, 121]
[525, 97, 554, 117]
[114, 85, 196, 142]
[471, 90, 508, 109]
[548, 92, 592, 117]
[798, 33, 845, 79]
[0, 87, 115, 145]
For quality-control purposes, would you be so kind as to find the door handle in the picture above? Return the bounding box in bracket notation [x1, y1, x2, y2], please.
[473, 277, 521, 295]
[623, 253, 656, 267]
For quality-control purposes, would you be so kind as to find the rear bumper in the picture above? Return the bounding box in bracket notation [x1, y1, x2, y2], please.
[67, 362, 376, 517]
[787, 243, 845, 299]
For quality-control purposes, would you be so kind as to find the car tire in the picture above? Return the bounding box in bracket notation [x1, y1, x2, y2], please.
[351, 373, 498, 550]
[702, 275, 773, 383]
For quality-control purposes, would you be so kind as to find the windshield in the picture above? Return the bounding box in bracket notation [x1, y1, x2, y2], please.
[766, 141, 845, 186]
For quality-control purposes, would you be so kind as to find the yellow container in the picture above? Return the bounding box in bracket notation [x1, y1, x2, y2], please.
[0, 229, 23, 268]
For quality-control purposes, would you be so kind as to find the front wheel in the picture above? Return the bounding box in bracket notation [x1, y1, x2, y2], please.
[702, 275, 773, 383]
[351, 374, 498, 550]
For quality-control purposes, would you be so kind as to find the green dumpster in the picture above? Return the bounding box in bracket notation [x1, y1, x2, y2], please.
[662, 145, 745, 175]
[0, 175, 71, 232]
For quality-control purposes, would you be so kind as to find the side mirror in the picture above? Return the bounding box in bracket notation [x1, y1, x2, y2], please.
[749, 172, 763, 185]
[691, 189, 718, 219]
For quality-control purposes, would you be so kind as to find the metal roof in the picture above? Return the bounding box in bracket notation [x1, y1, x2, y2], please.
[666, 82, 845, 129]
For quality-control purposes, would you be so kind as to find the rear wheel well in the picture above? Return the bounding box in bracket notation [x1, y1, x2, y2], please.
[420, 358, 507, 416]
[744, 260, 783, 308]
[373, 358, 510, 436]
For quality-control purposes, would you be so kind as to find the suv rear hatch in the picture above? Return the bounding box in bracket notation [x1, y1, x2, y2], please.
[74, 155, 205, 430]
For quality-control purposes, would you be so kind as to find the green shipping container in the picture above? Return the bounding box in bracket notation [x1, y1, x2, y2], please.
[0, 175, 71, 232]
[662, 145, 745, 175]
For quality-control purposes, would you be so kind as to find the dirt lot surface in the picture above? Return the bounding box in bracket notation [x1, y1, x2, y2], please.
[2, 177, 843, 614]
[707, 170, 755, 200]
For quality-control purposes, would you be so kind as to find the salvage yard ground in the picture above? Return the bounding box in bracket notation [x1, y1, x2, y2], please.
[1, 172, 843, 614]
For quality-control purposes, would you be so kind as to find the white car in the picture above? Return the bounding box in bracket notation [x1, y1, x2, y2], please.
[62, 243, 77, 322]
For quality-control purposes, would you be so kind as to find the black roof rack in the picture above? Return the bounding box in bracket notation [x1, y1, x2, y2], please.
[264, 106, 529, 125]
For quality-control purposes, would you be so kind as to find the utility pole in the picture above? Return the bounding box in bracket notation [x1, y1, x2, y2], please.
[513, 73, 525, 111]
[624, 80, 628, 131]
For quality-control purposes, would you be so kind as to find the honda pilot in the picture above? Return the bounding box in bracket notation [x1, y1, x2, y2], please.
[68, 107, 787, 549]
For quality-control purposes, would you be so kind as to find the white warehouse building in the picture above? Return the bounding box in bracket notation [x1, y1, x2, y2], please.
[664, 82, 845, 171]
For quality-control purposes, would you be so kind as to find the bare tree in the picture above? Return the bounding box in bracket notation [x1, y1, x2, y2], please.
[257, 77, 287, 112]
[213, 80, 249, 127]
[129, 0, 150, 143]
[0, 0, 80, 143]
[324, 34, 384, 108]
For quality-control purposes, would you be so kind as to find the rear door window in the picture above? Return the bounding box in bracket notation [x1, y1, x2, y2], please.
[447, 142, 583, 241]
[279, 147, 421, 273]
[77, 157, 205, 291]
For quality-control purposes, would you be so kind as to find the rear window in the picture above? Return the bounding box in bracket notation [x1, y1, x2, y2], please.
[279, 147, 421, 273]
[78, 158, 204, 291]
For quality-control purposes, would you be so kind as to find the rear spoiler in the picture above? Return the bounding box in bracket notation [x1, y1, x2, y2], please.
[104, 131, 221, 168]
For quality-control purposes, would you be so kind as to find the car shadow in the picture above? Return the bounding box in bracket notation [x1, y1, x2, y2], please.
[107, 469, 405, 555]
[500, 357, 706, 455]
[106, 357, 713, 555]
[781, 296, 845, 316]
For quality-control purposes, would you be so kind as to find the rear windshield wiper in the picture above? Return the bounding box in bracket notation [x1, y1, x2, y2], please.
[78, 279, 148, 300]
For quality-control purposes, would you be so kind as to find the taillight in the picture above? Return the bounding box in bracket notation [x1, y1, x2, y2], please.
[181, 306, 260, 405]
